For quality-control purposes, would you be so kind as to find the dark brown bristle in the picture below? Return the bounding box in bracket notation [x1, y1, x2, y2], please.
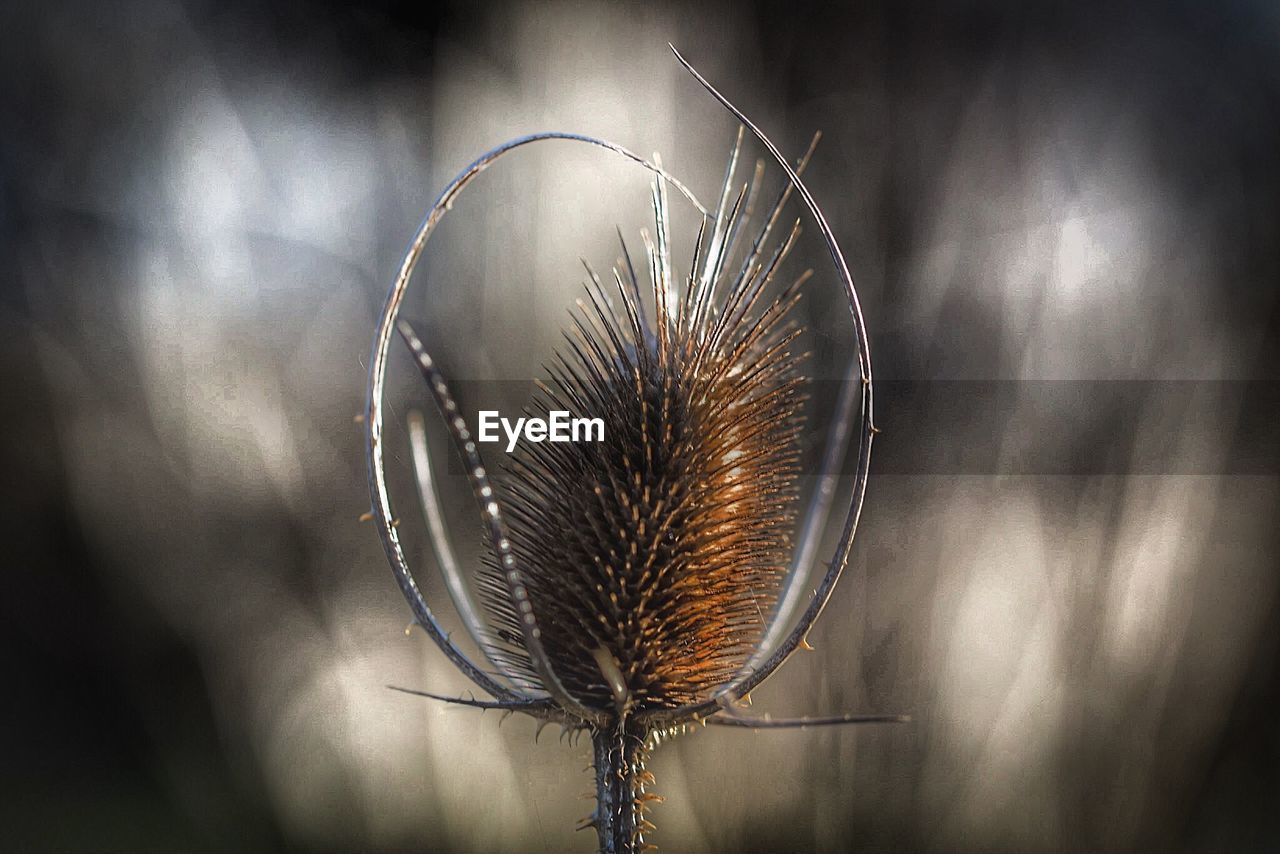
[477, 198, 809, 714]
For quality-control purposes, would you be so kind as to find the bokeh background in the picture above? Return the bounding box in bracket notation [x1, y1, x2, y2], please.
[3, 1, 1279, 852]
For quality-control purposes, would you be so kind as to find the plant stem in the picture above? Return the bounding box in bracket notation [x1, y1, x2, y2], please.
[591, 719, 651, 854]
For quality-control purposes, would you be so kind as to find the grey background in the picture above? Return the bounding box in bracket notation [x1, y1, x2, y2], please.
[2, 1, 1278, 852]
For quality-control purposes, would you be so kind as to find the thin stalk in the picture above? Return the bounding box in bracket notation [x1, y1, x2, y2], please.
[591, 719, 653, 854]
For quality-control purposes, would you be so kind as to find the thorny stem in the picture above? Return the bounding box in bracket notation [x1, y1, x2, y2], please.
[591, 719, 653, 854]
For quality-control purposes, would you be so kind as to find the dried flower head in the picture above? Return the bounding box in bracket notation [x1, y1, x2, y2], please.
[364, 47, 898, 854]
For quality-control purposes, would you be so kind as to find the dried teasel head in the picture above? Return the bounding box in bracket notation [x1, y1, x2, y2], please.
[481, 160, 810, 714]
[365, 47, 901, 854]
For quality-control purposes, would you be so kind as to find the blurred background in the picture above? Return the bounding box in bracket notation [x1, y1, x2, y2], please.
[3, 0, 1279, 851]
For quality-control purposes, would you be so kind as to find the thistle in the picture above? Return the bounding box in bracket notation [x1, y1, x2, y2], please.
[364, 47, 897, 853]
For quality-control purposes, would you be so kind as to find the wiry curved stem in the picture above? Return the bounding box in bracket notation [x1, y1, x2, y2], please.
[405, 409, 512, 680]
[642, 46, 876, 727]
[397, 320, 605, 726]
[753, 350, 863, 666]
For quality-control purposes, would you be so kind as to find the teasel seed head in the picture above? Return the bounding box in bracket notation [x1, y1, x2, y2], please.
[477, 199, 809, 715]
[367, 47, 896, 854]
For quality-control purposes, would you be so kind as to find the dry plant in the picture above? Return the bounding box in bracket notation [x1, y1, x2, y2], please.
[364, 47, 899, 853]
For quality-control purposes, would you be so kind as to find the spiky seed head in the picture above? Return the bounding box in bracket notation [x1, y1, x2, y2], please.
[479, 186, 808, 715]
